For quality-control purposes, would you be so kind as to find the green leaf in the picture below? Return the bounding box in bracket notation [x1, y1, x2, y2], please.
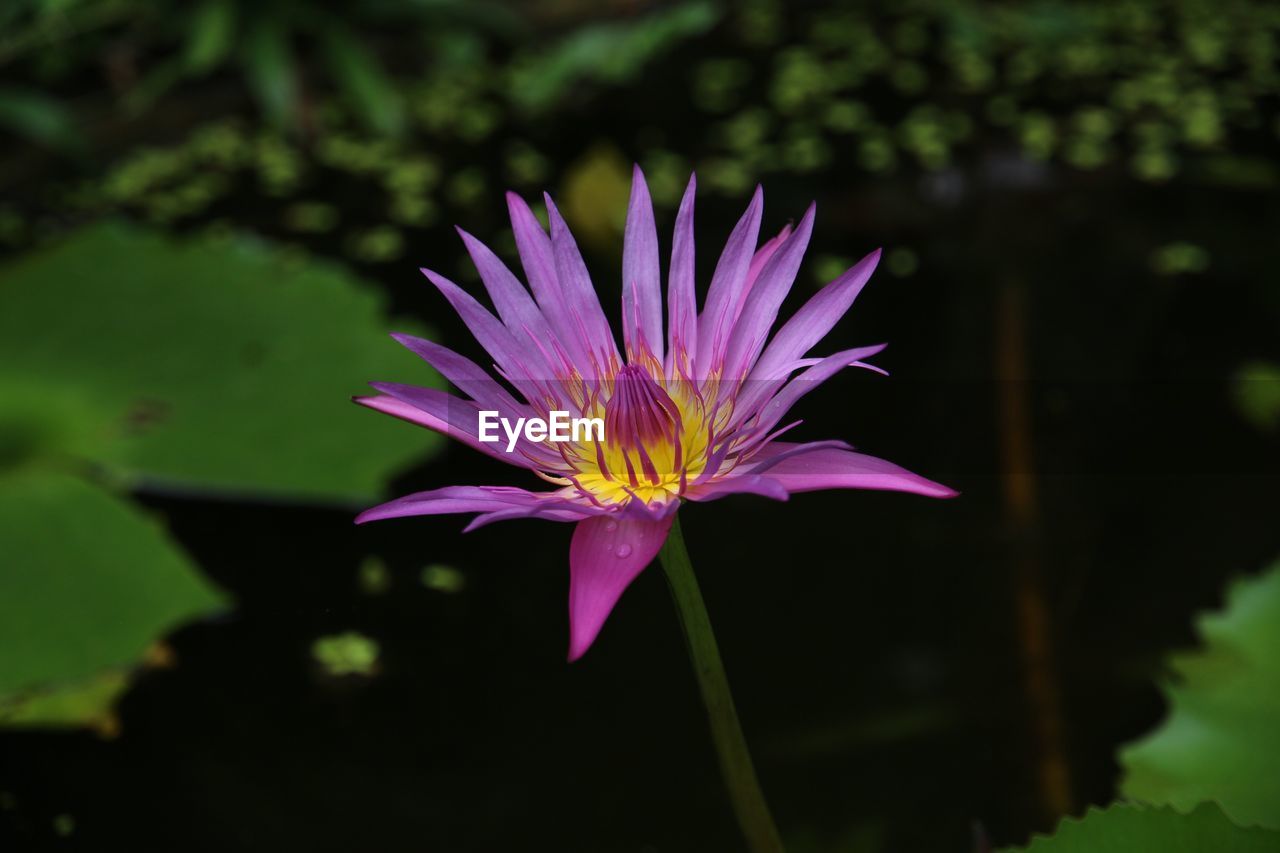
[311, 631, 380, 677]
[0, 471, 224, 726]
[1001, 803, 1280, 852]
[509, 1, 720, 113]
[0, 222, 439, 502]
[318, 25, 406, 137]
[241, 20, 297, 130]
[1120, 562, 1280, 829]
[184, 0, 238, 74]
[1233, 362, 1280, 433]
[0, 87, 81, 154]
[0, 669, 129, 731]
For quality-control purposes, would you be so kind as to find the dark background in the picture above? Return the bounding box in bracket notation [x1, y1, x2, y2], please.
[2, 1, 1279, 850]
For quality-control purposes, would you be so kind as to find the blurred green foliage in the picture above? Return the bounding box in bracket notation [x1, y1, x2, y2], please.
[507, 2, 719, 113]
[0, 471, 221, 729]
[671, 0, 1280, 185]
[0, 222, 441, 728]
[1003, 803, 1280, 852]
[1120, 562, 1280, 830]
[312, 631, 380, 677]
[420, 563, 465, 593]
[1233, 363, 1280, 432]
[0, 0, 523, 134]
[0, 222, 438, 501]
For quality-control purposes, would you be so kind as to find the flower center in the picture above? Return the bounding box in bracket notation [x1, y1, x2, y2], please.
[558, 365, 713, 507]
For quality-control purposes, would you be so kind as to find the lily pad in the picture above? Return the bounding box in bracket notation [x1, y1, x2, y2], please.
[0, 471, 224, 726]
[1120, 562, 1280, 829]
[1002, 803, 1280, 852]
[0, 222, 438, 503]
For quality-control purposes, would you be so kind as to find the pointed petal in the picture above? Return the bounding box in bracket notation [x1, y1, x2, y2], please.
[419, 267, 562, 405]
[749, 249, 881, 384]
[390, 333, 526, 415]
[743, 439, 855, 473]
[697, 186, 763, 375]
[506, 192, 592, 372]
[622, 165, 663, 362]
[462, 504, 597, 531]
[363, 384, 558, 468]
[567, 513, 674, 661]
[456, 228, 560, 373]
[745, 445, 957, 498]
[721, 203, 816, 382]
[729, 343, 887, 431]
[737, 345, 886, 451]
[683, 474, 791, 502]
[545, 194, 620, 372]
[666, 174, 698, 376]
[743, 223, 792, 297]
[356, 485, 589, 524]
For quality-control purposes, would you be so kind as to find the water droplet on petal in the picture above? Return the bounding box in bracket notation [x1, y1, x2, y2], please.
[604, 543, 614, 552]
[604, 519, 618, 532]
[615, 544, 633, 558]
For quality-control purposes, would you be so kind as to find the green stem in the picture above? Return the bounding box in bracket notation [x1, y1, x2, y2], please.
[658, 515, 785, 853]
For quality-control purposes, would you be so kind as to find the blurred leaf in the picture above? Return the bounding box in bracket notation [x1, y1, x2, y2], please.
[420, 563, 464, 593]
[357, 556, 390, 595]
[318, 24, 406, 137]
[1120, 562, 1280, 829]
[1000, 803, 1280, 852]
[1233, 362, 1280, 433]
[123, 56, 188, 116]
[241, 19, 297, 130]
[0, 471, 223, 725]
[509, 1, 720, 113]
[0, 373, 113, 472]
[0, 222, 440, 502]
[312, 631, 379, 677]
[561, 145, 630, 251]
[0, 669, 128, 731]
[184, 0, 238, 74]
[1149, 242, 1210, 276]
[0, 87, 80, 154]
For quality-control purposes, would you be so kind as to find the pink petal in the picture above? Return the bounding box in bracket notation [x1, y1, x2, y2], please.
[456, 228, 560, 374]
[506, 192, 592, 374]
[748, 249, 881, 384]
[666, 175, 698, 376]
[721, 203, 816, 382]
[696, 186, 763, 376]
[737, 345, 888, 451]
[356, 485, 589, 524]
[544, 194, 620, 373]
[743, 223, 792, 296]
[729, 343, 887, 431]
[567, 513, 675, 661]
[360, 386, 557, 469]
[389, 333, 527, 415]
[622, 165, 663, 362]
[419, 268, 545, 400]
[745, 444, 957, 498]
[683, 474, 790, 502]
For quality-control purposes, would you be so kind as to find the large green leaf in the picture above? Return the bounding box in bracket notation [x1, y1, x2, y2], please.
[0, 222, 438, 503]
[0, 471, 224, 727]
[1002, 803, 1280, 852]
[1120, 562, 1280, 829]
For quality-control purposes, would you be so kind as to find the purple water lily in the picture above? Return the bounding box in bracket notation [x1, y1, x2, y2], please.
[356, 168, 955, 660]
